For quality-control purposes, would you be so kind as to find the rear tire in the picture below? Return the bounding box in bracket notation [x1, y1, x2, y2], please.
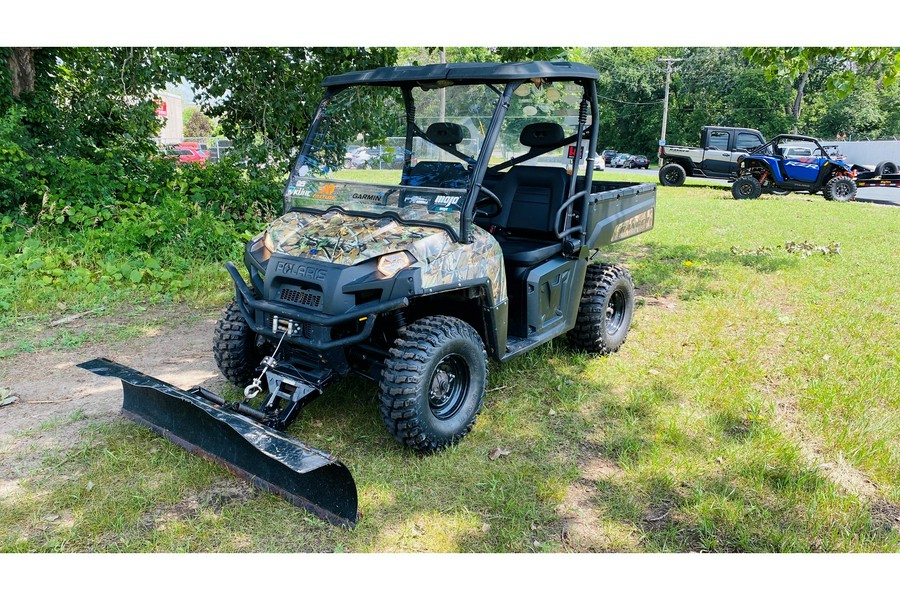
[379, 316, 487, 453]
[659, 163, 686, 186]
[732, 176, 762, 199]
[875, 161, 897, 175]
[568, 263, 635, 355]
[824, 175, 857, 202]
[214, 301, 261, 387]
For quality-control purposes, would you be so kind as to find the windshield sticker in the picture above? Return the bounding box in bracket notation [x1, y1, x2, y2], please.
[351, 192, 384, 202]
[313, 183, 337, 201]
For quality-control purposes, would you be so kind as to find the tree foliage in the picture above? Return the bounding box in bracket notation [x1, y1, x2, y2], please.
[174, 47, 400, 174]
[184, 108, 215, 138]
[745, 47, 899, 95]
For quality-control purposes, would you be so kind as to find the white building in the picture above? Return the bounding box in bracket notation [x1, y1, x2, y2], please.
[155, 91, 184, 145]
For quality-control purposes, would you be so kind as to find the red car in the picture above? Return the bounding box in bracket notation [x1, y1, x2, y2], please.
[164, 143, 207, 166]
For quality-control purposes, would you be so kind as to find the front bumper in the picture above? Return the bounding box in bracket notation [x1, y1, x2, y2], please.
[226, 261, 409, 350]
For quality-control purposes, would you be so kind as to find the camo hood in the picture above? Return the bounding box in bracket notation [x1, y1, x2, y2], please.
[265, 210, 507, 305]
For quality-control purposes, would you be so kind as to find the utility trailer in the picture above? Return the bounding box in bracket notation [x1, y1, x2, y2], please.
[80, 61, 657, 527]
[855, 170, 900, 188]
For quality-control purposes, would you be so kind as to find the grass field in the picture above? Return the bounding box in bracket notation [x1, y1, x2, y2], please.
[1, 174, 898, 553]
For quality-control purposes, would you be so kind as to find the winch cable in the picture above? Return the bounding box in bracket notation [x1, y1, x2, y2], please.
[244, 328, 289, 400]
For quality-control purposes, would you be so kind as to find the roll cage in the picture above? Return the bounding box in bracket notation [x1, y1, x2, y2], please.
[748, 134, 833, 160]
[290, 61, 601, 245]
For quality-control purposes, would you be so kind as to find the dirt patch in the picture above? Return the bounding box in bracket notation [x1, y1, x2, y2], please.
[0, 306, 226, 483]
[641, 497, 677, 531]
[557, 452, 639, 551]
[870, 499, 900, 533]
[141, 479, 257, 531]
[635, 288, 680, 310]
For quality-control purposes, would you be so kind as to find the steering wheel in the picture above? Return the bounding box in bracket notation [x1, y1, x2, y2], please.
[474, 185, 502, 218]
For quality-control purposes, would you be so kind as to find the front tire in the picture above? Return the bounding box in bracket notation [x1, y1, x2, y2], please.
[568, 264, 635, 355]
[732, 176, 762, 199]
[659, 163, 686, 186]
[824, 175, 857, 202]
[379, 316, 487, 452]
[214, 301, 261, 387]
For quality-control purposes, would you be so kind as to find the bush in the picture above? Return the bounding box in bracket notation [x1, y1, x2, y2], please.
[0, 106, 286, 316]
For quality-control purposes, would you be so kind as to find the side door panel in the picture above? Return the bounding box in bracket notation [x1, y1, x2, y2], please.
[700, 130, 733, 175]
[782, 158, 823, 182]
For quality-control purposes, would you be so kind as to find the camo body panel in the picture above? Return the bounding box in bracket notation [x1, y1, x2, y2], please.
[412, 225, 506, 306]
[265, 210, 507, 306]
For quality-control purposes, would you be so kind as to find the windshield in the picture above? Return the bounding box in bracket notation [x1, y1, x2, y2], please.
[285, 83, 499, 233]
[489, 80, 591, 171]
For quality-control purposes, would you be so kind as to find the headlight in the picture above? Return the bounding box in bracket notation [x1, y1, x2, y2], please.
[377, 252, 411, 278]
[249, 230, 274, 262]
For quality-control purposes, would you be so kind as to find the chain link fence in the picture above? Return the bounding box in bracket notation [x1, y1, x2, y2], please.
[153, 137, 234, 163]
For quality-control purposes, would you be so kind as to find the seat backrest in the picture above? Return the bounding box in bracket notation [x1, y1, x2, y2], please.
[494, 166, 569, 239]
[487, 123, 570, 238]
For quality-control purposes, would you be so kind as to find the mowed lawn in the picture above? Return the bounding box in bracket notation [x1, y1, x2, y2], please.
[1, 177, 898, 553]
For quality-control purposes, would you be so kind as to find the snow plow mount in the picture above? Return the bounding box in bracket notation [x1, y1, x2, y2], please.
[77, 357, 358, 528]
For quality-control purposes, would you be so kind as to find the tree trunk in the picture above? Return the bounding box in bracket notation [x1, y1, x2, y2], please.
[7, 47, 36, 98]
[791, 70, 810, 133]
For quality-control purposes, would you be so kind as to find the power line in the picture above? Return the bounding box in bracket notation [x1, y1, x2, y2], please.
[597, 94, 664, 105]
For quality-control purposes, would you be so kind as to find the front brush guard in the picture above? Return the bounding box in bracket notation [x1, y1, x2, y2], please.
[77, 358, 358, 528]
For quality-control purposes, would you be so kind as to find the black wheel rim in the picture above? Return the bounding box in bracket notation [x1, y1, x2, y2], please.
[606, 289, 627, 335]
[835, 182, 850, 197]
[429, 354, 470, 420]
[664, 169, 679, 184]
[739, 183, 753, 196]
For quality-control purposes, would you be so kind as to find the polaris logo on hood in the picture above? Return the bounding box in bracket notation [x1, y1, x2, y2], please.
[274, 261, 327, 281]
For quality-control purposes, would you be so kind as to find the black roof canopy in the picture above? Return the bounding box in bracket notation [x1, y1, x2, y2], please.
[321, 61, 599, 88]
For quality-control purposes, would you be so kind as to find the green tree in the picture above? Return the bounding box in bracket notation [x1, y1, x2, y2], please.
[174, 47, 400, 174]
[744, 47, 899, 132]
[184, 108, 215, 138]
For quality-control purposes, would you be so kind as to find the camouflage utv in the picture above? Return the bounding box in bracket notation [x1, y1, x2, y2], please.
[81, 61, 657, 527]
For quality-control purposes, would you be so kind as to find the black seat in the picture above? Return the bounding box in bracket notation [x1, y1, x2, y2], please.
[485, 123, 570, 266]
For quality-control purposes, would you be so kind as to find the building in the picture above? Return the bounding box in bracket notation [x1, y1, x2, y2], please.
[154, 91, 184, 145]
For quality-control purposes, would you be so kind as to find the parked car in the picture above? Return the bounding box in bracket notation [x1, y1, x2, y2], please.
[364, 146, 407, 169]
[591, 152, 606, 171]
[601, 149, 617, 166]
[164, 143, 207, 166]
[612, 153, 632, 168]
[624, 155, 650, 169]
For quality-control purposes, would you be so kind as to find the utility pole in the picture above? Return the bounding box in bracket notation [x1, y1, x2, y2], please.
[657, 57, 683, 148]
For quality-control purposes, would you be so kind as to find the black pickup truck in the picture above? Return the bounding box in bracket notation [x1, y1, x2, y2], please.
[658, 126, 765, 186]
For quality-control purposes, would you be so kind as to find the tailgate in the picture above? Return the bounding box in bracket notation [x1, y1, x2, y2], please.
[584, 182, 657, 249]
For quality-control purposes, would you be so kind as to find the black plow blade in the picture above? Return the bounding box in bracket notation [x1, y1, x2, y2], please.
[77, 357, 358, 528]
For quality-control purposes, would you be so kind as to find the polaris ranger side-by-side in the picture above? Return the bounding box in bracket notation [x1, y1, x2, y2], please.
[80, 61, 657, 527]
